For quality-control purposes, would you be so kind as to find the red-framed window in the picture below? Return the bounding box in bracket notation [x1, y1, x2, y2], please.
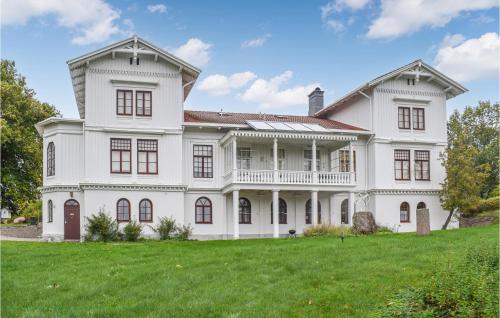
[193, 145, 213, 178]
[414, 150, 430, 180]
[139, 199, 153, 222]
[111, 138, 131, 174]
[47, 142, 55, 176]
[136, 91, 152, 117]
[137, 139, 158, 174]
[117, 90, 133, 115]
[117, 198, 131, 222]
[400, 202, 410, 222]
[394, 149, 410, 180]
[413, 108, 425, 130]
[239, 198, 251, 224]
[398, 107, 411, 129]
[195, 197, 212, 224]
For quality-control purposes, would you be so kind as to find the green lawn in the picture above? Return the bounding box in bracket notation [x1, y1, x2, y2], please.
[2, 226, 498, 318]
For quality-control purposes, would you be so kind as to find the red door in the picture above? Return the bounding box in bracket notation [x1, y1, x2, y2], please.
[64, 200, 80, 240]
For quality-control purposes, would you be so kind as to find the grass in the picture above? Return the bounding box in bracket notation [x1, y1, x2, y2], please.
[2, 226, 498, 318]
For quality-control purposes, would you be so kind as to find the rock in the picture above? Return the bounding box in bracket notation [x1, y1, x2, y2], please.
[352, 212, 377, 235]
[416, 208, 430, 235]
[13, 217, 26, 224]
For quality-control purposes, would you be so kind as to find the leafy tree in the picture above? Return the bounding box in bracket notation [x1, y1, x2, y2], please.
[1, 60, 59, 215]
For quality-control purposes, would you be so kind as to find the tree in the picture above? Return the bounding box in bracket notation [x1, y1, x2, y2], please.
[1, 60, 59, 215]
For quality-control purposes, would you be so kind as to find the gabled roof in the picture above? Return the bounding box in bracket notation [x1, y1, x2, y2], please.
[315, 59, 468, 117]
[67, 36, 201, 119]
[184, 110, 367, 132]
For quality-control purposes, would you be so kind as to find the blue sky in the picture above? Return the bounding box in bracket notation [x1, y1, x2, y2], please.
[2, 0, 499, 118]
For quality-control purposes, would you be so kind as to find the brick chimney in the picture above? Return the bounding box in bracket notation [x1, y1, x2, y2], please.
[308, 87, 324, 116]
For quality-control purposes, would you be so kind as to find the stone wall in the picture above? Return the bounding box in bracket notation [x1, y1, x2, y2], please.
[459, 216, 496, 228]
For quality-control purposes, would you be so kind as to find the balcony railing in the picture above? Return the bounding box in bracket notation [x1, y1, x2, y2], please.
[224, 169, 355, 186]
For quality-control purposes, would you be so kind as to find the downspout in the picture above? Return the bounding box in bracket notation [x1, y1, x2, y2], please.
[358, 90, 374, 192]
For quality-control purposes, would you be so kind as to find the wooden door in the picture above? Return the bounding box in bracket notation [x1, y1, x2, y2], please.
[64, 200, 80, 240]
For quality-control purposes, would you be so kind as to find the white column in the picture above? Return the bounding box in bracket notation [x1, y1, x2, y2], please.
[232, 190, 239, 239]
[232, 137, 238, 182]
[311, 190, 318, 226]
[312, 139, 317, 183]
[273, 138, 278, 183]
[329, 193, 335, 225]
[348, 192, 355, 224]
[272, 190, 280, 238]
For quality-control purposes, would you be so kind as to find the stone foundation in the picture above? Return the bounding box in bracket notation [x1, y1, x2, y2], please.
[459, 216, 496, 228]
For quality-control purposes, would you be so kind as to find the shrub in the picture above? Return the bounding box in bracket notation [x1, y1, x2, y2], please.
[376, 225, 394, 234]
[176, 224, 193, 241]
[84, 209, 119, 242]
[151, 216, 177, 240]
[303, 224, 351, 237]
[465, 196, 499, 215]
[123, 220, 142, 242]
[377, 246, 499, 318]
[21, 200, 42, 222]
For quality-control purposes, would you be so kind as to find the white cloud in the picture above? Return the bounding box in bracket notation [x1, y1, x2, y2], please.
[325, 20, 345, 32]
[241, 33, 271, 49]
[1, 0, 128, 45]
[240, 71, 319, 109]
[439, 34, 466, 48]
[147, 4, 167, 13]
[198, 72, 257, 96]
[367, 0, 498, 39]
[321, 0, 370, 18]
[435, 32, 499, 82]
[172, 38, 212, 67]
[471, 14, 495, 24]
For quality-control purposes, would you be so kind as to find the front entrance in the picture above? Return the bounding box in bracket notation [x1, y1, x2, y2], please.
[64, 199, 80, 240]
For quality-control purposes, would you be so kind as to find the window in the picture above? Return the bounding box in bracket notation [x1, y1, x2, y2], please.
[195, 197, 212, 224]
[239, 198, 251, 224]
[305, 199, 321, 224]
[339, 150, 356, 173]
[193, 145, 213, 178]
[271, 198, 287, 224]
[47, 142, 55, 176]
[413, 108, 425, 130]
[414, 150, 430, 180]
[400, 202, 410, 222]
[341, 199, 349, 224]
[398, 107, 411, 129]
[417, 202, 426, 210]
[237, 148, 251, 170]
[117, 198, 130, 222]
[116, 90, 133, 115]
[304, 149, 320, 171]
[137, 140, 158, 174]
[139, 199, 153, 222]
[270, 149, 286, 170]
[110, 138, 131, 173]
[136, 91, 152, 116]
[48, 200, 53, 223]
[394, 150, 410, 180]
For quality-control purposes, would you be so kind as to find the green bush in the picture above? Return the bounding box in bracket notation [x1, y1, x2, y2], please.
[21, 200, 42, 221]
[377, 246, 499, 318]
[176, 224, 193, 241]
[151, 216, 177, 240]
[465, 196, 499, 215]
[84, 209, 119, 242]
[303, 224, 351, 237]
[123, 220, 142, 241]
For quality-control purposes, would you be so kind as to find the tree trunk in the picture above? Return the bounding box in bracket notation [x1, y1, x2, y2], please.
[441, 208, 456, 230]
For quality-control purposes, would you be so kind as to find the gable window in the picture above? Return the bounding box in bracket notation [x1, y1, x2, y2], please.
[398, 107, 411, 129]
[237, 148, 251, 170]
[111, 138, 131, 173]
[116, 90, 133, 115]
[305, 199, 321, 224]
[47, 142, 55, 176]
[400, 202, 410, 222]
[413, 108, 425, 130]
[195, 197, 212, 224]
[270, 149, 286, 170]
[117, 198, 130, 222]
[394, 150, 410, 180]
[341, 199, 349, 224]
[136, 91, 152, 117]
[139, 199, 153, 222]
[193, 145, 213, 178]
[271, 198, 287, 224]
[48, 200, 53, 223]
[137, 139, 158, 174]
[304, 149, 320, 171]
[415, 150, 430, 180]
[239, 198, 251, 224]
[417, 202, 426, 210]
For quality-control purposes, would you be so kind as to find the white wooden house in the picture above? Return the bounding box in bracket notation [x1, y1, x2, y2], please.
[36, 36, 467, 241]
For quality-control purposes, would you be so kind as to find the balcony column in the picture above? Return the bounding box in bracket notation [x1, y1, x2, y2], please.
[273, 138, 278, 183]
[272, 189, 280, 238]
[232, 190, 240, 239]
[349, 141, 354, 184]
[232, 137, 238, 182]
[312, 139, 318, 183]
[311, 190, 318, 226]
[348, 192, 355, 224]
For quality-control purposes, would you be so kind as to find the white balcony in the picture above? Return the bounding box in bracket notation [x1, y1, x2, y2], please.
[224, 169, 354, 186]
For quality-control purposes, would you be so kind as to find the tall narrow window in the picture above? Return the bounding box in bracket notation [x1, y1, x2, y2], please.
[394, 150, 410, 180]
[413, 108, 425, 130]
[414, 150, 430, 180]
[195, 197, 212, 224]
[237, 148, 251, 170]
[239, 198, 251, 224]
[111, 138, 131, 173]
[193, 145, 213, 178]
[303, 149, 320, 171]
[417, 202, 426, 210]
[116, 90, 133, 115]
[137, 139, 158, 174]
[305, 199, 322, 224]
[136, 91, 152, 116]
[48, 200, 53, 223]
[398, 107, 411, 129]
[270, 149, 286, 170]
[47, 142, 55, 176]
[341, 199, 349, 224]
[117, 198, 130, 222]
[339, 150, 356, 173]
[139, 199, 153, 222]
[271, 198, 287, 224]
[400, 202, 410, 222]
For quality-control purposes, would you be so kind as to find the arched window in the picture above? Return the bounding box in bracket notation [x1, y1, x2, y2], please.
[417, 202, 426, 210]
[400, 202, 410, 222]
[47, 142, 55, 176]
[195, 197, 212, 224]
[305, 199, 322, 224]
[48, 200, 53, 223]
[116, 198, 130, 222]
[341, 199, 349, 224]
[239, 198, 251, 224]
[139, 199, 153, 222]
[271, 198, 287, 224]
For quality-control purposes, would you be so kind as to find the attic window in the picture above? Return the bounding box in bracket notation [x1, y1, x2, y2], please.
[129, 57, 140, 65]
[407, 78, 415, 85]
